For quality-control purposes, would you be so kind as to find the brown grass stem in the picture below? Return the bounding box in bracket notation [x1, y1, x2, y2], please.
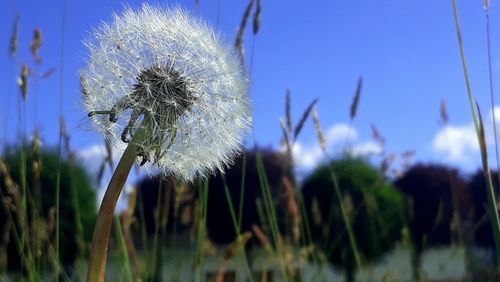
[86, 128, 145, 282]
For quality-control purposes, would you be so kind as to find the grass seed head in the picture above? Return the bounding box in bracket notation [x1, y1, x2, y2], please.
[31, 28, 43, 64]
[253, 0, 262, 35]
[18, 64, 29, 101]
[440, 97, 449, 124]
[349, 76, 363, 119]
[9, 14, 19, 58]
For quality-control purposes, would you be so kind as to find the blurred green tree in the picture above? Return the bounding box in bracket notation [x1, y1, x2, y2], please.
[394, 163, 469, 281]
[302, 157, 404, 282]
[0, 145, 96, 275]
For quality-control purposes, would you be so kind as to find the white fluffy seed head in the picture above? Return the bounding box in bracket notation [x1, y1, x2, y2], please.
[81, 4, 252, 181]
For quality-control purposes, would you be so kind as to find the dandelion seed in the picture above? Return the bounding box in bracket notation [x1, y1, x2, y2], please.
[82, 5, 252, 181]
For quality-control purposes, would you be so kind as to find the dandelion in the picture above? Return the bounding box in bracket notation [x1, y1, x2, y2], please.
[82, 5, 251, 281]
[82, 5, 251, 181]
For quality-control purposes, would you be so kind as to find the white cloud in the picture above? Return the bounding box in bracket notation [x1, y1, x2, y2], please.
[490, 106, 500, 122]
[350, 140, 383, 157]
[77, 143, 139, 213]
[291, 142, 323, 170]
[288, 123, 381, 172]
[432, 123, 478, 162]
[77, 144, 108, 177]
[325, 123, 358, 145]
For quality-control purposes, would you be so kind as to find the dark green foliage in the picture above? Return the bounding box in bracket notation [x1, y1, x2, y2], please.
[302, 157, 404, 266]
[394, 164, 469, 249]
[133, 175, 178, 236]
[0, 146, 96, 271]
[394, 163, 469, 281]
[132, 148, 290, 245]
[468, 170, 500, 247]
[205, 148, 289, 244]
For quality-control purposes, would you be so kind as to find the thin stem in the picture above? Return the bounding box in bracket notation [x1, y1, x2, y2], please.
[452, 0, 500, 267]
[484, 7, 500, 196]
[255, 152, 289, 281]
[114, 217, 134, 282]
[55, 0, 67, 270]
[86, 128, 145, 282]
[221, 177, 254, 282]
[451, 0, 479, 132]
[238, 153, 247, 233]
[326, 163, 362, 270]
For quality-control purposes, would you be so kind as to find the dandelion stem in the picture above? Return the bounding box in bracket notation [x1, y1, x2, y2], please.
[87, 126, 146, 282]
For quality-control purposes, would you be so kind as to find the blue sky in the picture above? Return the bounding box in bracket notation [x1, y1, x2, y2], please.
[1, 0, 500, 182]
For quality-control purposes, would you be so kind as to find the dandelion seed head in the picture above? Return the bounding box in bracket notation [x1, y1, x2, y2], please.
[81, 4, 251, 181]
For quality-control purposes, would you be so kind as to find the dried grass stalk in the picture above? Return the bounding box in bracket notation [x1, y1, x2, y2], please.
[476, 101, 488, 167]
[253, 0, 262, 35]
[401, 150, 415, 159]
[370, 123, 385, 147]
[215, 232, 252, 282]
[282, 177, 300, 243]
[484, 0, 490, 10]
[293, 98, 318, 141]
[285, 89, 292, 133]
[31, 28, 43, 64]
[9, 14, 19, 58]
[349, 76, 363, 119]
[19, 64, 29, 101]
[40, 68, 56, 79]
[312, 107, 327, 152]
[380, 153, 396, 175]
[440, 97, 449, 124]
[235, 0, 255, 59]
[31, 129, 42, 181]
[252, 224, 272, 252]
[120, 189, 145, 279]
[280, 119, 291, 157]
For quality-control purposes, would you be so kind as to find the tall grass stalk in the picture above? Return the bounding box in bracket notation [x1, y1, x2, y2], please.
[17, 71, 36, 280]
[67, 157, 85, 259]
[451, 0, 500, 267]
[483, 3, 500, 198]
[221, 176, 254, 282]
[55, 0, 68, 272]
[114, 216, 133, 282]
[149, 179, 164, 279]
[136, 189, 149, 259]
[312, 108, 362, 271]
[194, 180, 209, 282]
[255, 151, 289, 281]
[238, 153, 247, 233]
